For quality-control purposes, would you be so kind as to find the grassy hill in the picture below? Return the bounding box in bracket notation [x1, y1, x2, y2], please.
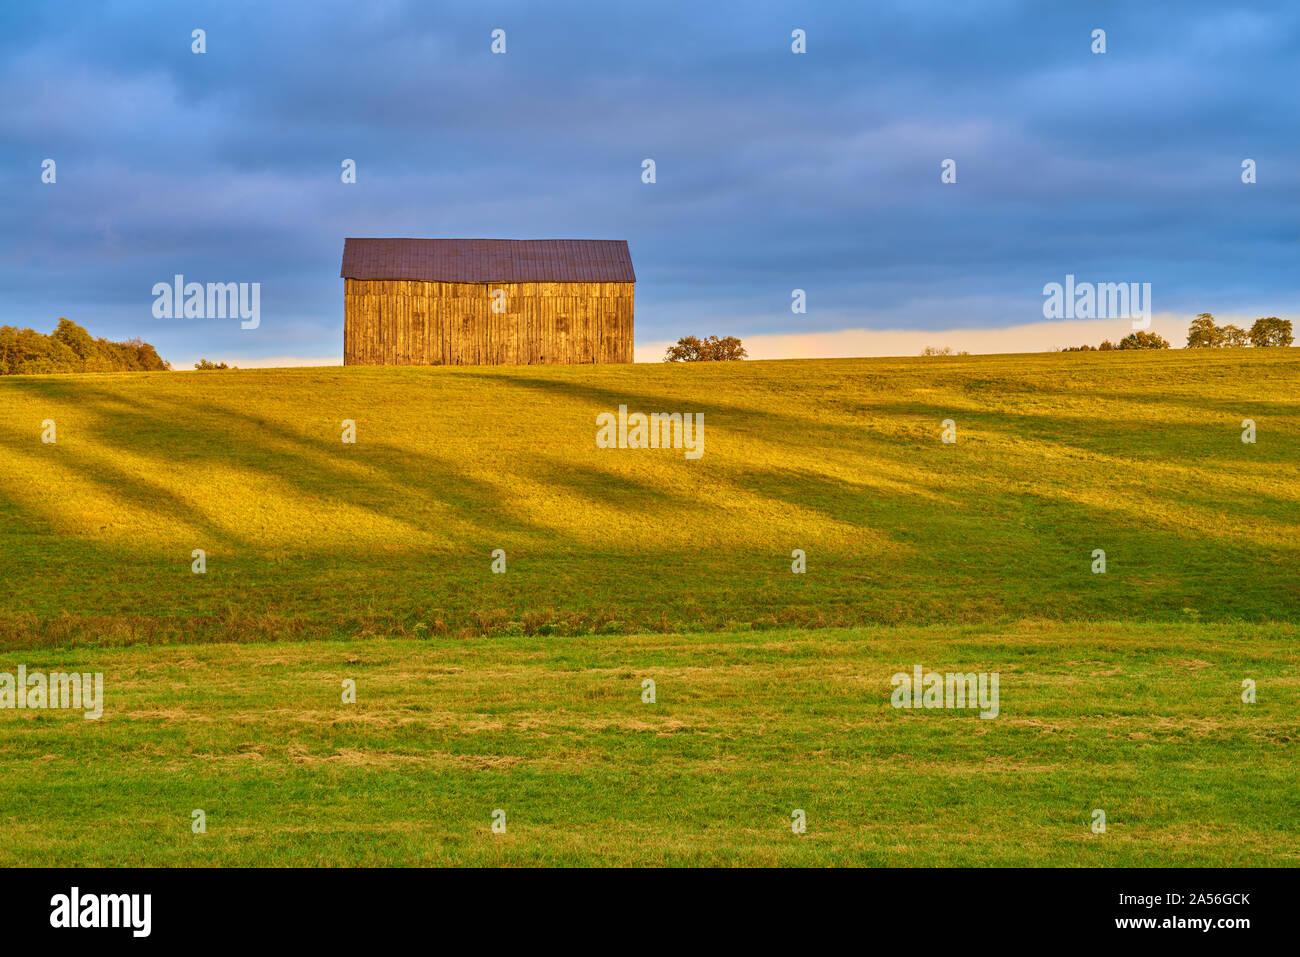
[1, 350, 1297, 645]
[0, 351, 1296, 865]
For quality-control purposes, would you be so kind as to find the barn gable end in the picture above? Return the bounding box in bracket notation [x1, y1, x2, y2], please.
[341, 239, 635, 366]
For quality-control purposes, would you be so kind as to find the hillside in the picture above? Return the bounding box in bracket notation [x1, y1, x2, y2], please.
[1, 350, 1297, 646]
[1, 350, 1297, 866]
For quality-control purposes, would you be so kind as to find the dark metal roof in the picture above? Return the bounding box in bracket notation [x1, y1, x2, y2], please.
[341, 238, 635, 283]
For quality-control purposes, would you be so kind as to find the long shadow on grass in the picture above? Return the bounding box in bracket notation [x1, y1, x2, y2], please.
[0, 376, 714, 552]
[3, 371, 1297, 636]
[0, 420, 252, 550]
[0, 378, 547, 548]
[456, 369, 885, 456]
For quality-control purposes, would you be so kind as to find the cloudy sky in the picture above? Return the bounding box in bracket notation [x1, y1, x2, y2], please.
[3, 0, 1297, 366]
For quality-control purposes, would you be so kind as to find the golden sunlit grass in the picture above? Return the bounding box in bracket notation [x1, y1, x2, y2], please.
[1, 349, 1297, 643]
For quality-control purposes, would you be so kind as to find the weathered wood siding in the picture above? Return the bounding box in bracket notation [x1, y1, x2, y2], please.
[343, 279, 634, 366]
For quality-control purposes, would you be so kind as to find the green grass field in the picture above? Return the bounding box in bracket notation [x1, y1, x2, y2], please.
[0, 350, 1296, 865]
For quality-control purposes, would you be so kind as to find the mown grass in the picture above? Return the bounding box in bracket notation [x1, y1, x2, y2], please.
[0, 621, 1294, 866]
[0, 350, 1297, 644]
[0, 351, 1295, 866]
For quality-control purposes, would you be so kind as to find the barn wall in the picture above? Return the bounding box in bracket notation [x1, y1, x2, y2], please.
[343, 279, 634, 366]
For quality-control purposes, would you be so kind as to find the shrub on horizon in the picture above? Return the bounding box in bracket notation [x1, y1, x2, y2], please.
[663, 335, 747, 362]
[1117, 331, 1171, 350]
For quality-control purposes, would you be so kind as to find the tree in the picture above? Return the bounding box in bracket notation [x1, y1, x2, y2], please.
[1186, 313, 1222, 348]
[1249, 317, 1294, 348]
[1116, 331, 1170, 350]
[52, 318, 97, 359]
[663, 335, 747, 362]
[124, 338, 169, 371]
[194, 359, 233, 370]
[1219, 324, 1249, 347]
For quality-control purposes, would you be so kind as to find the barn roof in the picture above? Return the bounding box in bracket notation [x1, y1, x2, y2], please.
[341, 238, 635, 283]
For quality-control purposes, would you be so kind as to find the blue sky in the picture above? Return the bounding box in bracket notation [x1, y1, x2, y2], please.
[3, 0, 1297, 365]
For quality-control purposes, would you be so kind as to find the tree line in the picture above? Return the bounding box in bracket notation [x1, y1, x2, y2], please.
[1186, 314, 1292, 348]
[1062, 315, 1292, 352]
[0, 319, 169, 375]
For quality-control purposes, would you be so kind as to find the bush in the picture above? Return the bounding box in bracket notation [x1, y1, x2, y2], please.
[664, 335, 747, 362]
[1057, 338, 1122, 352]
[1116, 331, 1171, 350]
[195, 359, 235, 370]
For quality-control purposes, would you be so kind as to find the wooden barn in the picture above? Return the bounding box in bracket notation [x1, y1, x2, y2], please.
[340, 238, 635, 366]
